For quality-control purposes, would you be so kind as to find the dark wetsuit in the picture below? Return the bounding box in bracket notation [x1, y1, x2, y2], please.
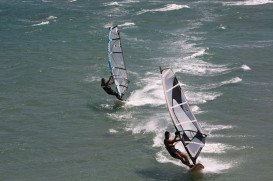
[102, 85, 117, 96]
[166, 145, 179, 159]
[101, 78, 122, 100]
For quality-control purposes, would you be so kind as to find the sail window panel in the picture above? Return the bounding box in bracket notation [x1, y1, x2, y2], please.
[170, 111, 181, 127]
[172, 107, 192, 132]
[176, 126, 184, 134]
[112, 69, 128, 95]
[172, 100, 197, 133]
[112, 68, 126, 77]
[173, 118, 197, 139]
[192, 120, 203, 133]
[109, 40, 122, 53]
[181, 103, 196, 121]
[109, 27, 120, 40]
[186, 138, 203, 157]
[163, 75, 175, 92]
[166, 91, 173, 106]
[180, 90, 188, 102]
[181, 104, 203, 132]
[109, 29, 120, 40]
[110, 54, 124, 67]
[166, 83, 180, 93]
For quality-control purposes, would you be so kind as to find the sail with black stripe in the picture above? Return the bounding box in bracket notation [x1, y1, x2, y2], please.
[108, 26, 129, 98]
[160, 67, 207, 164]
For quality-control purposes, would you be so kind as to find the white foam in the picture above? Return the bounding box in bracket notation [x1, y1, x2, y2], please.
[126, 119, 160, 134]
[155, 150, 234, 173]
[154, 4, 190, 12]
[46, 16, 57, 20]
[32, 21, 49, 26]
[221, 77, 242, 85]
[152, 131, 165, 147]
[126, 111, 169, 135]
[164, 38, 230, 76]
[241, 64, 251, 71]
[224, 0, 273, 6]
[201, 77, 242, 90]
[156, 150, 187, 167]
[125, 75, 165, 107]
[104, 0, 139, 6]
[176, 60, 230, 76]
[202, 143, 236, 154]
[103, 1, 121, 6]
[118, 22, 135, 28]
[109, 129, 118, 133]
[104, 23, 114, 29]
[185, 48, 207, 59]
[218, 24, 226, 30]
[191, 105, 204, 114]
[199, 157, 234, 173]
[202, 123, 234, 134]
[99, 104, 112, 110]
[153, 124, 236, 173]
[137, 4, 189, 15]
[185, 91, 222, 104]
[69, 0, 77, 2]
[84, 75, 100, 83]
[209, 134, 249, 138]
[107, 112, 133, 121]
[31, 16, 57, 27]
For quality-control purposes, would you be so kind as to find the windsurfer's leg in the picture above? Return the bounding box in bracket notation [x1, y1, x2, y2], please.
[105, 88, 117, 96]
[176, 151, 192, 168]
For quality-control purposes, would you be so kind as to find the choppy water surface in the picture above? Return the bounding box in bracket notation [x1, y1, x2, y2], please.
[1, 0, 273, 180]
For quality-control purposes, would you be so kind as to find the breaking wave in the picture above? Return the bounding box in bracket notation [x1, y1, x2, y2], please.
[201, 77, 242, 90]
[224, 0, 273, 6]
[137, 4, 189, 15]
[241, 64, 251, 71]
[31, 16, 57, 26]
[32, 21, 49, 26]
[118, 22, 135, 27]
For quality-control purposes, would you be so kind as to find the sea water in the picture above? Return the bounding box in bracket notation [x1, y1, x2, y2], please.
[0, 0, 273, 180]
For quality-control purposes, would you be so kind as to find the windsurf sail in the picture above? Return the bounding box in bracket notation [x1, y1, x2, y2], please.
[107, 26, 129, 99]
[160, 67, 207, 164]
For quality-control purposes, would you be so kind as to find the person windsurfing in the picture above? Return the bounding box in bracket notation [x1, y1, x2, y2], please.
[101, 76, 122, 100]
[164, 131, 193, 168]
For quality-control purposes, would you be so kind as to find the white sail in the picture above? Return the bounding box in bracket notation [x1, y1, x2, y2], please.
[160, 68, 206, 164]
[108, 26, 129, 98]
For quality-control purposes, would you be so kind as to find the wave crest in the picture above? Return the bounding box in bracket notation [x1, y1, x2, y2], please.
[137, 4, 189, 15]
[224, 0, 273, 6]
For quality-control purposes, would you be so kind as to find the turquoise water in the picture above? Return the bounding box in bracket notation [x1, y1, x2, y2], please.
[1, 0, 273, 180]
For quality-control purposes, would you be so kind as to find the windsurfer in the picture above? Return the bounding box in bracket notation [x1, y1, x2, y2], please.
[101, 76, 122, 100]
[164, 131, 193, 168]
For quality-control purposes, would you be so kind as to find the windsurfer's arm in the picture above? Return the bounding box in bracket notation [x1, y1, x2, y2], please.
[172, 135, 181, 142]
[106, 76, 114, 85]
[173, 131, 181, 141]
[168, 135, 179, 144]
